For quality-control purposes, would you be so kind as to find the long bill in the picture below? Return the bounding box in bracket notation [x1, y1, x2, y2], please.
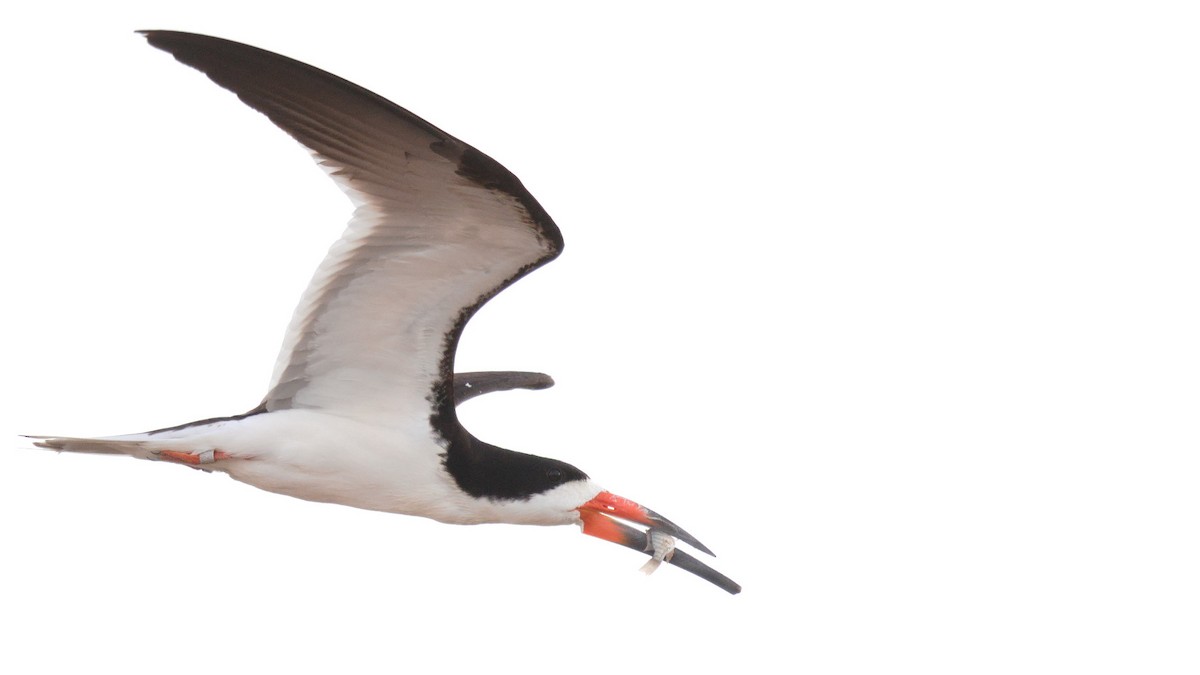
[578, 491, 741, 595]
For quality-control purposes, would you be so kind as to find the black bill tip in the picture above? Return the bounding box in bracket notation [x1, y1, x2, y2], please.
[644, 507, 717, 557]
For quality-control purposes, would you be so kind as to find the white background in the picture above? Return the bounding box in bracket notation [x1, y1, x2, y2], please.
[3, 2, 1198, 673]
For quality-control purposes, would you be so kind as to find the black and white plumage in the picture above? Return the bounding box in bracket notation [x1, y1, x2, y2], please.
[31, 31, 738, 594]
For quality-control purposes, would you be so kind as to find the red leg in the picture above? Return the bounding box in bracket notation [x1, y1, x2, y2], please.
[158, 449, 231, 465]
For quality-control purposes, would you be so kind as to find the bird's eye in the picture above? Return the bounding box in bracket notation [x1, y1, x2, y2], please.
[547, 469, 562, 481]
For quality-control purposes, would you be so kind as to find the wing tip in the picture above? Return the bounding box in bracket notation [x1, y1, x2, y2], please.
[136, 29, 181, 45]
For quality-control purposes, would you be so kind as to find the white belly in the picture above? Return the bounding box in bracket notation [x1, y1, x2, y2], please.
[157, 408, 476, 523]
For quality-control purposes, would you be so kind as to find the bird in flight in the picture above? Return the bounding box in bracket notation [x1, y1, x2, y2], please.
[31, 31, 739, 594]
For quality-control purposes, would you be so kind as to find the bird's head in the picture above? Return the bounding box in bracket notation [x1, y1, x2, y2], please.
[443, 435, 740, 593]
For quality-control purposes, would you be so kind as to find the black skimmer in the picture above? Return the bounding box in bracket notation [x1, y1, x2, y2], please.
[31, 31, 739, 594]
